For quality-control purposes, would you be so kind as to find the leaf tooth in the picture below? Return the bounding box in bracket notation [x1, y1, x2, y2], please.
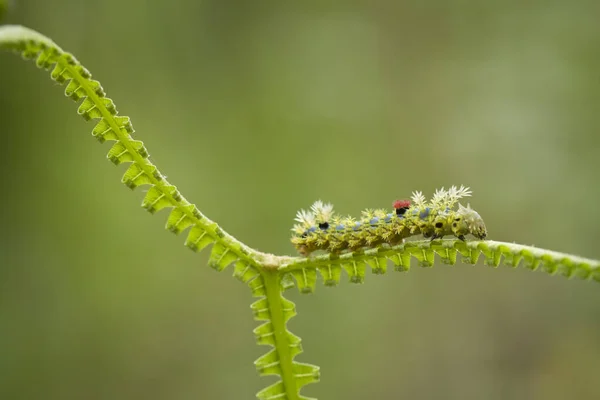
[255, 381, 285, 400]
[411, 247, 435, 267]
[121, 163, 153, 189]
[106, 140, 147, 165]
[51, 61, 72, 82]
[253, 322, 276, 346]
[341, 259, 366, 283]
[35, 47, 59, 70]
[165, 205, 195, 235]
[141, 186, 174, 214]
[388, 248, 411, 272]
[250, 298, 270, 321]
[233, 261, 259, 284]
[292, 362, 320, 388]
[318, 264, 341, 286]
[557, 259, 576, 278]
[457, 244, 480, 265]
[208, 243, 238, 272]
[92, 119, 120, 143]
[291, 268, 317, 294]
[106, 141, 131, 165]
[65, 80, 85, 101]
[21, 43, 40, 59]
[185, 225, 215, 253]
[77, 97, 102, 120]
[254, 349, 281, 377]
[248, 276, 266, 297]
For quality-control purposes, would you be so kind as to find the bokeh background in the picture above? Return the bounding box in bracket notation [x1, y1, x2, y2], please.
[1, 1, 600, 399]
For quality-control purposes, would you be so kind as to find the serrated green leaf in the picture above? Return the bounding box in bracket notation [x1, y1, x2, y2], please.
[256, 381, 285, 400]
[248, 276, 266, 298]
[185, 225, 215, 253]
[254, 322, 275, 346]
[92, 116, 132, 143]
[434, 243, 459, 265]
[503, 249, 523, 268]
[121, 163, 155, 189]
[233, 260, 260, 284]
[292, 362, 320, 388]
[280, 296, 297, 323]
[365, 254, 388, 274]
[250, 298, 270, 321]
[411, 247, 435, 267]
[280, 272, 296, 291]
[254, 349, 281, 376]
[341, 258, 366, 283]
[141, 186, 175, 214]
[107, 140, 147, 165]
[457, 244, 480, 265]
[388, 251, 411, 272]
[318, 264, 341, 286]
[291, 268, 317, 293]
[166, 205, 195, 234]
[208, 243, 238, 272]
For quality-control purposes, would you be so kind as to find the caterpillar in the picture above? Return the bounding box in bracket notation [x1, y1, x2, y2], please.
[291, 185, 487, 256]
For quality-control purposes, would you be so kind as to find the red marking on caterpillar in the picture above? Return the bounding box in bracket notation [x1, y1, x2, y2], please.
[291, 185, 487, 256]
[393, 199, 411, 209]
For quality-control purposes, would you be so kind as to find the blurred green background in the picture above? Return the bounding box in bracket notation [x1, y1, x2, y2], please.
[1, 1, 600, 399]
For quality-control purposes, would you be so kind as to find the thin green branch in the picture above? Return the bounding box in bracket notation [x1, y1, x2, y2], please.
[0, 24, 266, 270]
[262, 271, 300, 400]
[280, 239, 600, 282]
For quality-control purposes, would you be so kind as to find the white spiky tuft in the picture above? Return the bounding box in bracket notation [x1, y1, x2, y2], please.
[294, 209, 315, 227]
[431, 187, 448, 206]
[411, 191, 426, 207]
[310, 200, 334, 223]
[447, 185, 472, 207]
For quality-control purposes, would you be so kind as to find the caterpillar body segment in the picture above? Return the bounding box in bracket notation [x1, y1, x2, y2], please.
[291, 186, 487, 256]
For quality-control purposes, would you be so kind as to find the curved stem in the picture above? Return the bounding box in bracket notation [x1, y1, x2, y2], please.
[280, 240, 600, 282]
[262, 270, 299, 400]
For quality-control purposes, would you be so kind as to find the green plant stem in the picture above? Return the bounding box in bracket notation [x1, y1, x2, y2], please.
[281, 240, 600, 279]
[262, 270, 299, 400]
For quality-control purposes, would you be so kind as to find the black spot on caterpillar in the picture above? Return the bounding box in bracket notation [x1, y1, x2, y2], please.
[291, 185, 487, 256]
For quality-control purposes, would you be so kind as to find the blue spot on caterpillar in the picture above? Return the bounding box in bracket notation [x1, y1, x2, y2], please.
[291, 185, 487, 256]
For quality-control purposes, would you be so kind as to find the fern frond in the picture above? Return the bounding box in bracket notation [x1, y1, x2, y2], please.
[0, 25, 260, 272]
[282, 240, 600, 293]
[0, 25, 318, 399]
[253, 272, 319, 400]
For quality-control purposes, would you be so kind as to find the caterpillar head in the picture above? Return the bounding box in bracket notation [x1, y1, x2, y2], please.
[452, 203, 487, 240]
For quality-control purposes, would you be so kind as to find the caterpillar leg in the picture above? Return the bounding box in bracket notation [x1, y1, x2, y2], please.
[430, 233, 443, 241]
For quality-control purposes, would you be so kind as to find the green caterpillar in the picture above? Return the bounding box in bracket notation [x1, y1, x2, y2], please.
[291, 186, 487, 256]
